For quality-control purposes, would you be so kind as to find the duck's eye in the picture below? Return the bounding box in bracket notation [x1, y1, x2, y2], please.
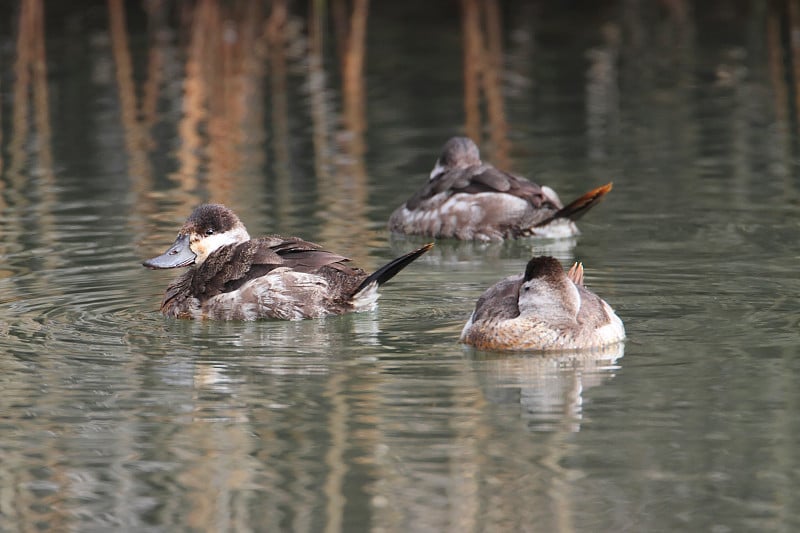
[205, 228, 215, 236]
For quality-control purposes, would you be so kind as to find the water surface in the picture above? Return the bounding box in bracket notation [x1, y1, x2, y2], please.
[1, 1, 800, 531]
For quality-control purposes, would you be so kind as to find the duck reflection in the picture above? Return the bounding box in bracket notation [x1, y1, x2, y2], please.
[389, 234, 578, 268]
[198, 311, 382, 351]
[466, 343, 623, 432]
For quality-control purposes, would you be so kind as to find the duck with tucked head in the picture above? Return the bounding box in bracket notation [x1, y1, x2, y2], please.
[388, 136, 613, 241]
[143, 204, 433, 320]
[460, 256, 625, 351]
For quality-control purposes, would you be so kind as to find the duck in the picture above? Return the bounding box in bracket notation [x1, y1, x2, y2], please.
[143, 204, 433, 320]
[388, 136, 613, 241]
[460, 256, 625, 351]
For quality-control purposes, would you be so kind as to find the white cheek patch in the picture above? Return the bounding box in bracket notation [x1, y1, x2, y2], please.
[518, 278, 581, 320]
[191, 228, 249, 264]
[429, 162, 445, 180]
[565, 281, 582, 317]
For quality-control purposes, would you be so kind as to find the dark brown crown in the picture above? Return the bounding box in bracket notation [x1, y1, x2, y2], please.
[523, 256, 564, 282]
[181, 204, 241, 235]
[437, 136, 481, 167]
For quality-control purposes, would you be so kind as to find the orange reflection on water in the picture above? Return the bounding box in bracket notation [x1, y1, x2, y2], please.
[9, 0, 52, 187]
[315, 0, 376, 266]
[460, 0, 509, 168]
[7, 0, 56, 272]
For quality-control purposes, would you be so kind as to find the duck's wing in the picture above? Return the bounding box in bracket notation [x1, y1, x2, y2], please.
[406, 165, 557, 210]
[470, 275, 524, 323]
[239, 237, 356, 278]
[181, 236, 361, 308]
[189, 237, 338, 296]
[272, 241, 353, 274]
[192, 239, 285, 296]
[575, 285, 618, 329]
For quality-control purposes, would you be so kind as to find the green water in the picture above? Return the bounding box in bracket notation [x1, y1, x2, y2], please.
[1, 1, 799, 531]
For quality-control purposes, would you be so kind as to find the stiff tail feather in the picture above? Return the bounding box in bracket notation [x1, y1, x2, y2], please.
[567, 261, 584, 286]
[353, 243, 434, 297]
[534, 182, 613, 228]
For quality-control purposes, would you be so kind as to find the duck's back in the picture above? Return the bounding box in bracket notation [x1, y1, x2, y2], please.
[460, 275, 624, 351]
[160, 237, 367, 320]
[389, 166, 565, 240]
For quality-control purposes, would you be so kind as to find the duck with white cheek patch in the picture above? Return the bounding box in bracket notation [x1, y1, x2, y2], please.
[460, 256, 625, 351]
[143, 204, 433, 320]
[388, 136, 613, 241]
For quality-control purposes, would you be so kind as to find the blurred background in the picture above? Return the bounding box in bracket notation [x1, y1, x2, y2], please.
[1, 1, 800, 531]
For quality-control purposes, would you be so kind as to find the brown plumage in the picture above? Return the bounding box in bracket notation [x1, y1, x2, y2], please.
[144, 204, 432, 320]
[388, 136, 612, 241]
[460, 256, 625, 351]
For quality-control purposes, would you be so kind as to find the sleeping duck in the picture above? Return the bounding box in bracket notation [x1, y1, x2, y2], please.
[460, 256, 625, 351]
[388, 136, 612, 241]
[143, 204, 432, 320]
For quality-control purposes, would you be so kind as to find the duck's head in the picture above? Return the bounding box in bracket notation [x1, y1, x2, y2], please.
[143, 204, 251, 269]
[518, 256, 580, 318]
[429, 136, 482, 180]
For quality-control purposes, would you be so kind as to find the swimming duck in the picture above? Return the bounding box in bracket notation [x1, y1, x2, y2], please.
[388, 136, 612, 241]
[143, 204, 433, 320]
[460, 256, 625, 351]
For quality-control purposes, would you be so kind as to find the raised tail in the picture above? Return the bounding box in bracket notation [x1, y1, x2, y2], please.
[534, 182, 613, 228]
[352, 243, 434, 297]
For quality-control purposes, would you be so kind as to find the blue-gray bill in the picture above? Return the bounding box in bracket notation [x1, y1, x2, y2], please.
[142, 234, 196, 269]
